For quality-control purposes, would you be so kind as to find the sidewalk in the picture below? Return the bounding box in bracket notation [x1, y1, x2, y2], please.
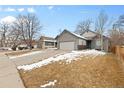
[0, 54, 24, 88]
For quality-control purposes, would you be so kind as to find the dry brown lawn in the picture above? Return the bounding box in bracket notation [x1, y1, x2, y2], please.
[19, 54, 124, 88]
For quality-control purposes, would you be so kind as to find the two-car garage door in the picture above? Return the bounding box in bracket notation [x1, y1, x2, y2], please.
[60, 42, 75, 50]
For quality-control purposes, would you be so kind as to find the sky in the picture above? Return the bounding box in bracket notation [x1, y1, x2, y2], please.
[0, 5, 124, 38]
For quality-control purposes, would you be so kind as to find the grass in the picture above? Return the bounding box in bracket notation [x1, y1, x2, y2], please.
[19, 54, 124, 88]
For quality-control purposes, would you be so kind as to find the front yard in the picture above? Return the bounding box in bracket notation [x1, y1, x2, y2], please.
[18, 50, 124, 88]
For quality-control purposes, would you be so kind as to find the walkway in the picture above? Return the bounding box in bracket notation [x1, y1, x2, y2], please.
[0, 53, 24, 88]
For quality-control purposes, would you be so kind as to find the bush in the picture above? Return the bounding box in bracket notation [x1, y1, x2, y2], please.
[12, 45, 18, 51]
[24, 47, 28, 49]
[18, 47, 24, 50]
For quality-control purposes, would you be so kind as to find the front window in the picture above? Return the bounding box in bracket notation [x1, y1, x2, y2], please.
[45, 41, 54, 46]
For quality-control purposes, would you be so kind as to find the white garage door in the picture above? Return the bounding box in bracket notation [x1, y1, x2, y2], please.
[60, 42, 75, 50]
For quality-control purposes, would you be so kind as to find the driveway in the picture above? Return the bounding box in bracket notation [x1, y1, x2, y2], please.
[0, 53, 24, 88]
[9, 49, 69, 66]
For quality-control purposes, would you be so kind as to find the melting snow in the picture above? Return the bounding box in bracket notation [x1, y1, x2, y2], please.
[40, 80, 57, 88]
[9, 51, 43, 59]
[17, 50, 106, 71]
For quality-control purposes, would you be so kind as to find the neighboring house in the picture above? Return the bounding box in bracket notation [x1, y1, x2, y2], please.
[56, 29, 109, 51]
[37, 36, 57, 49]
[56, 29, 87, 50]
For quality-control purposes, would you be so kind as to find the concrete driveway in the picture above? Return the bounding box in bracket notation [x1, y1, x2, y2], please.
[9, 49, 69, 66]
[0, 53, 24, 88]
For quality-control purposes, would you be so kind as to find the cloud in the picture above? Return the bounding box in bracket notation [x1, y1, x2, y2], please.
[0, 7, 36, 13]
[27, 8, 35, 13]
[18, 8, 24, 12]
[5, 8, 16, 12]
[0, 16, 16, 24]
[48, 6, 54, 10]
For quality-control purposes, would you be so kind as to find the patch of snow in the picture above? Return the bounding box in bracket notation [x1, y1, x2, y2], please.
[17, 49, 106, 71]
[47, 48, 58, 50]
[40, 80, 57, 88]
[43, 39, 57, 42]
[0, 47, 12, 50]
[9, 51, 43, 59]
[70, 31, 87, 40]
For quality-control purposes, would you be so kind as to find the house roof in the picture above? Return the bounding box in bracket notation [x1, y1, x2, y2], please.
[80, 30, 97, 35]
[81, 30, 109, 39]
[69, 30, 87, 40]
[56, 29, 87, 40]
[20, 40, 37, 45]
[40, 36, 55, 40]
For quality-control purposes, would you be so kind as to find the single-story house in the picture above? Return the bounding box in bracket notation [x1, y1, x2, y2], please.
[37, 36, 57, 49]
[56, 29, 110, 51]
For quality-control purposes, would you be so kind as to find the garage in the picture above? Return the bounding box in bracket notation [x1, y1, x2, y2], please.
[56, 30, 87, 50]
[60, 42, 75, 50]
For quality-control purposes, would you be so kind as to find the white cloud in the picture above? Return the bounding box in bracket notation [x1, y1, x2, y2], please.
[0, 16, 16, 24]
[5, 8, 16, 12]
[48, 6, 54, 10]
[18, 8, 24, 12]
[27, 8, 35, 13]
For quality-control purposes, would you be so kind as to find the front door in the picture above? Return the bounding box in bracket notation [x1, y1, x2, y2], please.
[87, 40, 91, 49]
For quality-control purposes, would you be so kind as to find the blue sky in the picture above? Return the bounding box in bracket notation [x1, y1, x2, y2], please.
[0, 5, 124, 38]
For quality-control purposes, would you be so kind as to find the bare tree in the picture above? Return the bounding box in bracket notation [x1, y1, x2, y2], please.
[75, 19, 92, 34]
[0, 22, 10, 47]
[25, 14, 42, 49]
[15, 14, 42, 50]
[8, 25, 22, 50]
[95, 10, 108, 50]
[58, 28, 62, 35]
[109, 15, 124, 46]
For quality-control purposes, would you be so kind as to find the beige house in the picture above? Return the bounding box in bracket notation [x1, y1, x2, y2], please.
[38, 36, 57, 49]
[56, 29, 109, 51]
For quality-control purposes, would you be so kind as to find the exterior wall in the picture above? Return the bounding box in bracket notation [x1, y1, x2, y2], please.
[78, 39, 86, 45]
[34, 45, 38, 48]
[94, 37, 101, 50]
[91, 37, 109, 52]
[91, 40, 96, 49]
[37, 38, 44, 48]
[103, 38, 109, 52]
[81, 31, 96, 38]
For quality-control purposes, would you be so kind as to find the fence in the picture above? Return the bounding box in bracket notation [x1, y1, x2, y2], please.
[116, 46, 124, 61]
[111, 46, 124, 61]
